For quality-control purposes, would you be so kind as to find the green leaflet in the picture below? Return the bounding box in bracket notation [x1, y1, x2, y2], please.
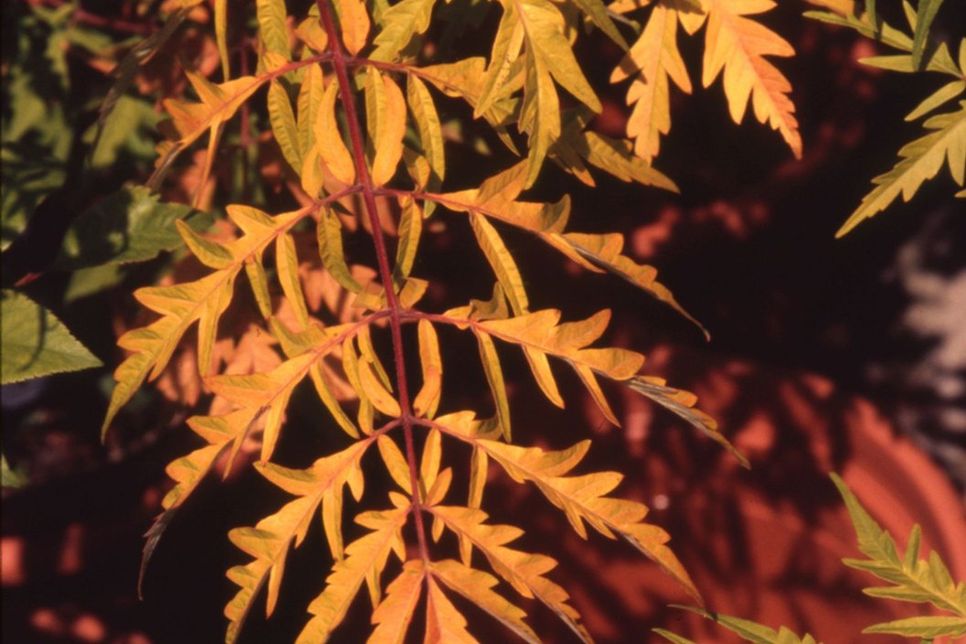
[837, 100, 966, 237]
[56, 185, 211, 270]
[911, 0, 945, 69]
[831, 473, 966, 624]
[1, 289, 101, 385]
[667, 605, 819, 644]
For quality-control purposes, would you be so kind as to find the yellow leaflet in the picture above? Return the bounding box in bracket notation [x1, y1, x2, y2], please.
[552, 112, 680, 191]
[627, 375, 746, 466]
[214, 0, 229, 79]
[558, 232, 708, 338]
[838, 101, 966, 237]
[367, 70, 407, 186]
[430, 505, 592, 642]
[436, 164, 702, 333]
[269, 318, 362, 438]
[393, 196, 423, 287]
[478, 309, 644, 380]
[295, 504, 409, 642]
[358, 324, 393, 389]
[430, 559, 539, 643]
[424, 576, 478, 643]
[207, 350, 318, 461]
[477, 438, 700, 602]
[296, 14, 328, 53]
[370, 0, 436, 62]
[256, 0, 290, 59]
[297, 64, 324, 156]
[151, 68, 276, 190]
[469, 213, 530, 315]
[334, 0, 371, 55]
[276, 232, 310, 327]
[318, 207, 363, 293]
[697, 0, 803, 158]
[104, 205, 304, 434]
[268, 80, 302, 172]
[413, 319, 442, 418]
[406, 75, 445, 193]
[377, 435, 412, 492]
[369, 560, 426, 644]
[611, 5, 692, 162]
[420, 427, 442, 493]
[316, 80, 357, 185]
[473, 330, 511, 440]
[359, 359, 401, 417]
[225, 439, 370, 643]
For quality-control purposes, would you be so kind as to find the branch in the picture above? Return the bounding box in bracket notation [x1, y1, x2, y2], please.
[315, 0, 431, 564]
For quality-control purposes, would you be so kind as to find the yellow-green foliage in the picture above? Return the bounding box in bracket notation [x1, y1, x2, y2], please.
[805, 0, 966, 236]
[653, 474, 965, 643]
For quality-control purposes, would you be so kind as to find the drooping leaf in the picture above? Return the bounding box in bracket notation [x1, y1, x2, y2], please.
[837, 101, 966, 237]
[433, 164, 701, 333]
[627, 376, 747, 466]
[670, 605, 820, 644]
[1, 290, 101, 385]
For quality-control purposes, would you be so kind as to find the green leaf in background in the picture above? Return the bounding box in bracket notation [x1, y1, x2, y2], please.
[55, 185, 212, 270]
[1, 453, 25, 488]
[1, 289, 102, 385]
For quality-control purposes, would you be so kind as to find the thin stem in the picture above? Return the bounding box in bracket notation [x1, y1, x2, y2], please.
[315, 0, 430, 564]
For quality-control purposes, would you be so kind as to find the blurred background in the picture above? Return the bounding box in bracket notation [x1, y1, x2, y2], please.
[2, 0, 965, 642]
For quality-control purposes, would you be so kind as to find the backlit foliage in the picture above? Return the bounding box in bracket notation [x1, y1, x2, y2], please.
[88, 0, 833, 641]
[653, 474, 966, 643]
[805, 0, 966, 236]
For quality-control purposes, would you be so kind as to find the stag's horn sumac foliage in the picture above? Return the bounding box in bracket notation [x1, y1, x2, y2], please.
[97, 0, 817, 640]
